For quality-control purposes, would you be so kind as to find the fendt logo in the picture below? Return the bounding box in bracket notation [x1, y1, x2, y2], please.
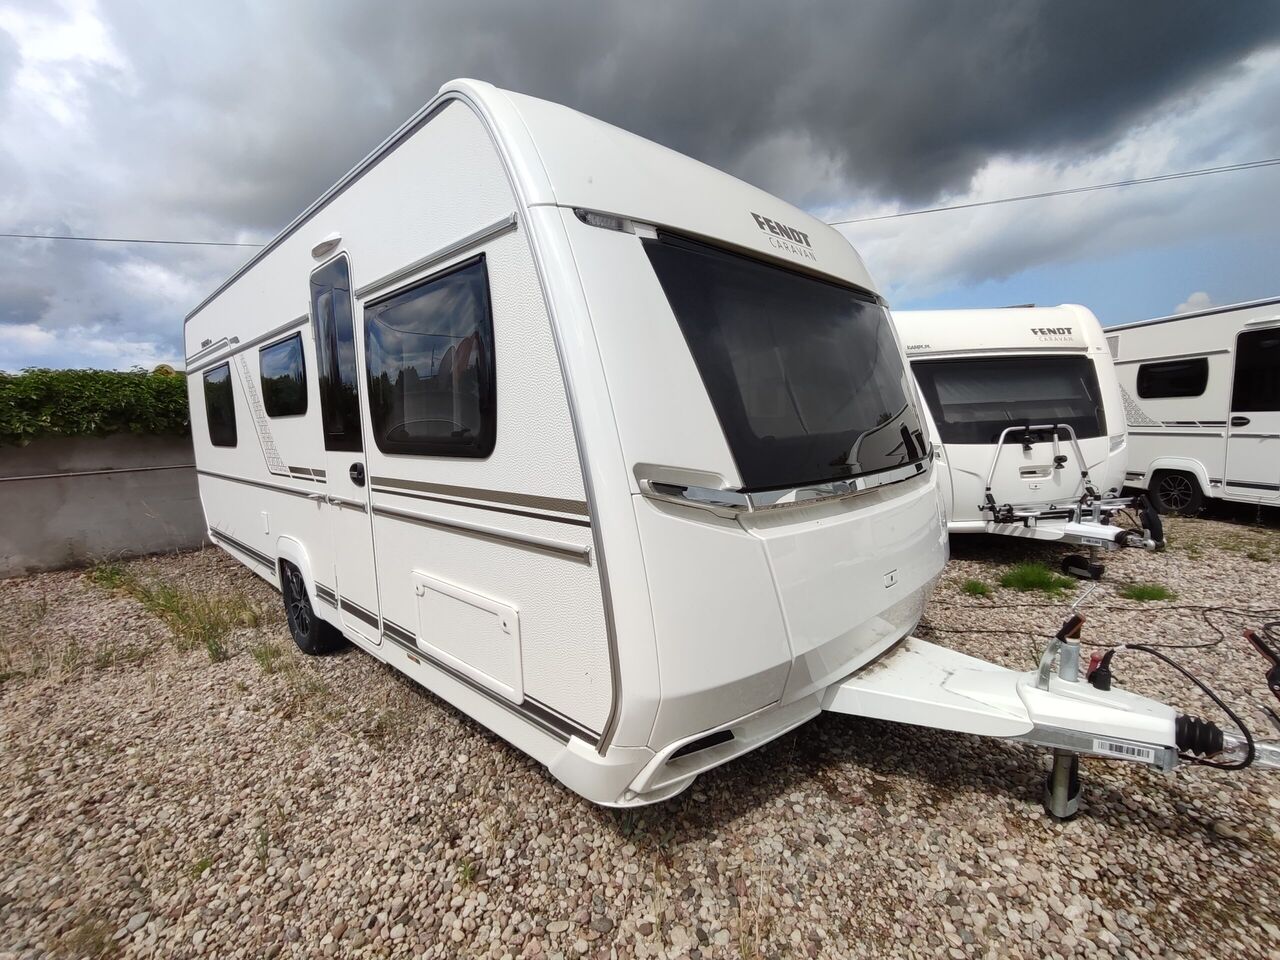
[1031, 326, 1074, 342]
[751, 212, 817, 262]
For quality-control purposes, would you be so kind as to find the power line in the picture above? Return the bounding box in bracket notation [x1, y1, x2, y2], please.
[0, 232, 264, 248]
[8, 154, 1278, 242]
[828, 157, 1280, 226]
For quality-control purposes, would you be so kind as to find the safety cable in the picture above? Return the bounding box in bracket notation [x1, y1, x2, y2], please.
[1099, 643, 1256, 770]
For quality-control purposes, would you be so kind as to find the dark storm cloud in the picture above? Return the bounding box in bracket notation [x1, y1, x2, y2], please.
[90, 0, 1280, 223]
[2, 0, 1279, 368]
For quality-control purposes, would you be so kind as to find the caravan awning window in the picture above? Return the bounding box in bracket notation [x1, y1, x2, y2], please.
[643, 233, 926, 491]
[912, 356, 1106, 445]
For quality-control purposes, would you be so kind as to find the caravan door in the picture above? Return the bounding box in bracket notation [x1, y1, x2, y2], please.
[310, 255, 383, 638]
[1224, 327, 1280, 502]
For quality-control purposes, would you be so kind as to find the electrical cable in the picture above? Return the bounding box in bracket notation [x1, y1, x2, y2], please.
[827, 156, 1280, 225]
[0, 232, 263, 248]
[1100, 643, 1255, 770]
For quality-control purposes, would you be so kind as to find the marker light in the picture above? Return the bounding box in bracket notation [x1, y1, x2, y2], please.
[574, 208, 631, 233]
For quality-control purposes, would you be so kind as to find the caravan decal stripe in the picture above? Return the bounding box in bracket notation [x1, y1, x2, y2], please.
[1127, 430, 1224, 439]
[372, 504, 591, 561]
[314, 583, 337, 606]
[1225, 479, 1280, 491]
[339, 597, 380, 628]
[210, 528, 274, 569]
[370, 476, 589, 517]
[197, 469, 318, 499]
[379, 618, 593, 744]
[371, 484, 591, 527]
[523, 697, 600, 743]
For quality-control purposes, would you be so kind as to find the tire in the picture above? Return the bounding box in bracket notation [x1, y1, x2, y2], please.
[1149, 470, 1203, 516]
[281, 562, 344, 655]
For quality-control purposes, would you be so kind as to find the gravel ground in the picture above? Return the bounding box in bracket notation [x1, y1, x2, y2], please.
[2, 515, 1279, 960]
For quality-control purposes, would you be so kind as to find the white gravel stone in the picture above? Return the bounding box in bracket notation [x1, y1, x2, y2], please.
[1, 524, 1279, 958]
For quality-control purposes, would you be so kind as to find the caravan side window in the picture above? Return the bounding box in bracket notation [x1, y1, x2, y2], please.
[203, 362, 237, 447]
[259, 333, 307, 417]
[311, 256, 363, 452]
[1232, 330, 1280, 411]
[1137, 357, 1208, 399]
[364, 255, 496, 457]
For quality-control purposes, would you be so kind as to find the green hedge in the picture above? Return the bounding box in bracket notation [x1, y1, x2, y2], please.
[0, 368, 190, 446]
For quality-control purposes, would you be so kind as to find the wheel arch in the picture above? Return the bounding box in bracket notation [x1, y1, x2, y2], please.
[1147, 458, 1212, 499]
[275, 536, 340, 628]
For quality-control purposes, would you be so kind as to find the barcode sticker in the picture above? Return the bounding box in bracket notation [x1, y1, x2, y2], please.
[1092, 738, 1156, 763]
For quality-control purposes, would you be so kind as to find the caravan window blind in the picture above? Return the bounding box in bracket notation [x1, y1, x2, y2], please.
[913, 356, 1105, 445]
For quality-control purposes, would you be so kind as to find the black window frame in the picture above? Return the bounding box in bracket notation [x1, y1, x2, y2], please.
[202, 361, 237, 447]
[258, 331, 308, 418]
[1136, 356, 1209, 399]
[310, 254, 363, 453]
[1232, 329, 1280, 412]
[363, 254, 497, 458]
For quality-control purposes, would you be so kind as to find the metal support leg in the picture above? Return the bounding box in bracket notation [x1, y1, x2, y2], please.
[1044, 749, 1081, 819]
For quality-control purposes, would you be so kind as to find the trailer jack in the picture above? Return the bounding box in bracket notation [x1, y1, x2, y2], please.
[823, 612, 1280, 819]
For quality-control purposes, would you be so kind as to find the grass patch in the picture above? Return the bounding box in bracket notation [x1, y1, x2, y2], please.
[51, 913, 118, 958]
[88, 561, 128, 590]
[998, 562, 1076, 597]
[250, 640, 285, 674]
[960, 579, 991, 597]
[1119, 582, 1176, 602]
[91, 563, 263, 663]
[189, 855, 214, 880]
[457, 858, 477, 886]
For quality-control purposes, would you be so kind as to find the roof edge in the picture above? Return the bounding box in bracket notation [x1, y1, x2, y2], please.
[184, 79, 500, 324]
[1106, 294, 1280, 331]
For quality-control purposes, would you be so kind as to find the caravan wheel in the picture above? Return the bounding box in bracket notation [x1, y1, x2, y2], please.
[1150, 470, 1202, 516]
[281, 562, 344, 655]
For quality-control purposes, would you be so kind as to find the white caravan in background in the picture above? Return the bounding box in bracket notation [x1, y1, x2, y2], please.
[1107, 297, 1280, 513]
[184, 80, 1266, 813]
[893, 306, 1160, 573]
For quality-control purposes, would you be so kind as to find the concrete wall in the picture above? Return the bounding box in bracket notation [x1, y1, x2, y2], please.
[0, 434, 207, 577]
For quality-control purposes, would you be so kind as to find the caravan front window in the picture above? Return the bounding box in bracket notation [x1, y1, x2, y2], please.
[912, 356, 1106, 445]
[643, 233, 925, 491]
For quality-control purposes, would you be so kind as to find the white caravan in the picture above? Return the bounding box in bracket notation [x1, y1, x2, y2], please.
[893, 306, 1161, 572]
[1107, 296, 1280, 513]
[185, 80, 1271, 814]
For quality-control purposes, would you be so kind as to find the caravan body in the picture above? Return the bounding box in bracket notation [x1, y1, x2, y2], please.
[185, 79, 947, 805]
[892, 306, 1153, 553]
[186, 82, 1249, 811]
[1107, 297, 1280, 512]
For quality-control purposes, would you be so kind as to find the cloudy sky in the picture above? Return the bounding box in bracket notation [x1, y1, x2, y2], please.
[1, 0, 1279, 370]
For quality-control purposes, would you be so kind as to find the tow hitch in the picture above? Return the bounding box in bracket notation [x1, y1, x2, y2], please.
[823, 609, 1280, 819]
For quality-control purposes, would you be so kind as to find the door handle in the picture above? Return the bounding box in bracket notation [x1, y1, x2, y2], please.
[1231, 416, 1251, 428]
[349, 462, 366, 486]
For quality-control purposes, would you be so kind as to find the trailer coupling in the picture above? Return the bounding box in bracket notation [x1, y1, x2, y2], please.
[822, 614, 1278, 819]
